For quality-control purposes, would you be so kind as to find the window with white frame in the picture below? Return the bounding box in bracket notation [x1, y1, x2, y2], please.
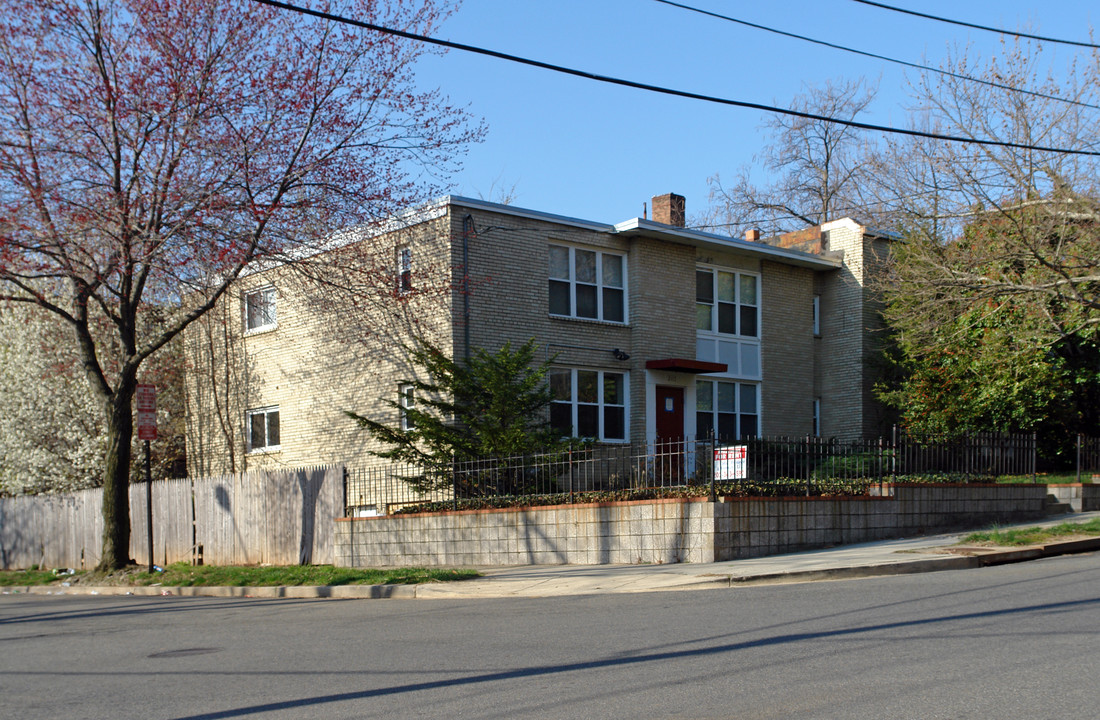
[398, 383, 415, 430]
[696, 268, 758, 337]
[695, 379, 758, 440]
[549, 368, 627, 441]
[548, 244, 625, 323]
[244, 287, 276, 332]
[813, 295, 821, 336]
[397, 245, 412, 294]
[246, 406, 280, 452]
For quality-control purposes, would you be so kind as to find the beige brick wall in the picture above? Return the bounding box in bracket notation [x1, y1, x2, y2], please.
[186, 200, 892, 483]
[185, 213, 455, 476]
[450, 203, 697, 444]
[816, 220, 892, 440]
[760, 261, 815, 436]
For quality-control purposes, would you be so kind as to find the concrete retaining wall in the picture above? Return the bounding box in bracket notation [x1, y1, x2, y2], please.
[334, 484, 1050, 568]
[1046, 484, 1100, 512]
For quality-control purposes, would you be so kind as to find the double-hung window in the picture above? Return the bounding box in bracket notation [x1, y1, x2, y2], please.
[695, 380, 757, 440]
[550, 368, 627, 441]
[247, 406, 280, 452]
[548, 245, 625, 323]
[244, 287, 276, 333]
[398, 383, 415, 430]
[696, 269, 757, 337]
[695, 267, 761, 379]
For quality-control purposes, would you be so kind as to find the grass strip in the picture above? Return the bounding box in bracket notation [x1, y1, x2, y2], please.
[961, 517, 1100, 546]
[0, 562, 478, 588]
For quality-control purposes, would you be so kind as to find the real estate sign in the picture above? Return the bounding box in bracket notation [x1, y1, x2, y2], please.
[714, 445, 747, 481]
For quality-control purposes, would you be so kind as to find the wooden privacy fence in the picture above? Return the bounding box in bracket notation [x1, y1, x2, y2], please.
[0, 465, 344, 570]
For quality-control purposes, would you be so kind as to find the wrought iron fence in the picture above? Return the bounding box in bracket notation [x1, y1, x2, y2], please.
[343, 429, 1096, 516]
[1079, 434, 1100, 481]
[892, 428, 1037, 479]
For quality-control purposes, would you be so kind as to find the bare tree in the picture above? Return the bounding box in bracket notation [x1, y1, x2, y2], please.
[702, 78, 879, 236]
[876, 37, 1100, 349]
[0, 0, 482, 569]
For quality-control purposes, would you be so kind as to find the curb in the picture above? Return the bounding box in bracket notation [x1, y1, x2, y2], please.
[3, 537, 1098, 600]
[0, 583, 419, 600]
[722, 555, 981, 586]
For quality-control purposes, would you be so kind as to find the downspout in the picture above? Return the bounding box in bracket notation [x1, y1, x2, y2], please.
[462, 214, 473, 361]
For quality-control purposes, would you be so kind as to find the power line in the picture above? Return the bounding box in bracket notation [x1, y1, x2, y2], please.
[250, 0, 1100, 158]
[851, 0, 1100, 49]
[655, 0, 1100, 112]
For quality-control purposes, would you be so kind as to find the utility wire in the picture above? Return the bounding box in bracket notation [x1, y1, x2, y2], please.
[655, 0, 1100, 111]
[250, 0, 1100, 157]
[851, 0, 1100, 49]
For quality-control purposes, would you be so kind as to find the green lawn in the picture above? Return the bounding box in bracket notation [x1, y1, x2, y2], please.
[961, 517, 1100, 546]
[0, 562, 478, 587]
[993, 472, 1085, 484]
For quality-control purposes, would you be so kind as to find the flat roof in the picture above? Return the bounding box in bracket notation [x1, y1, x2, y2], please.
[447, 195, 842, 271]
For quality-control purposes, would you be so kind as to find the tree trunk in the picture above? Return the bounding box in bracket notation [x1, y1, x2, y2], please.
[97, 381, 136, 571]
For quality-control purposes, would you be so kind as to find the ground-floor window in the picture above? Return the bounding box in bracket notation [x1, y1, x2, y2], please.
[695, 380, 757, 440]
[550, 368, 627, 441]
[247, 406, 280, 452]
[398, 384, 415, 430]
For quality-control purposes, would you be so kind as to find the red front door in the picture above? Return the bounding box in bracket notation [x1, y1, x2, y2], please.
[655, 386, 684, 482]
[655, 386, 684, 441]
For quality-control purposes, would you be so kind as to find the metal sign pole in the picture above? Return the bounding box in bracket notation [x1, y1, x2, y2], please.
[145, 439, 153, 573]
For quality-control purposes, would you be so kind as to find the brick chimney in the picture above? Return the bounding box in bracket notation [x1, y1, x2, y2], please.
[651, 193, 685, 227]
[744, 228, 761, 242]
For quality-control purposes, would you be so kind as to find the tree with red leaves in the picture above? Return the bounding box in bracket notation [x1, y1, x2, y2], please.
[0, 0, 482, 570]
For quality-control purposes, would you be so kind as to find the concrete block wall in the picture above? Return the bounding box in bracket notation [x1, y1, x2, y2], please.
[334, 484, 1050, 567]
[335, 498, 718, 567]
[1046, 484, 1100, 512]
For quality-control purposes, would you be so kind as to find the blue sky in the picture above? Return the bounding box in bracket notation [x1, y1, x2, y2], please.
[413, 0, 1097, 227]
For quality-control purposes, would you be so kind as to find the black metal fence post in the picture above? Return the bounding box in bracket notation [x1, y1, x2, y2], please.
[1031, 431, 1037, 484]
[804, 436, 811, 497]
[892, 425, 898, 485]
[876, 436, 883, 495]
[568, 446, 574, 504]
[709, 430, 717, 502]
[342, 466, 349, 517]
[452, 454, 459, 511]
[1077, 434, 1082, 484]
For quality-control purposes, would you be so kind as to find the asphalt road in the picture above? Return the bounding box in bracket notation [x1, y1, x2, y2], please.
[3, 553, 1099, 719]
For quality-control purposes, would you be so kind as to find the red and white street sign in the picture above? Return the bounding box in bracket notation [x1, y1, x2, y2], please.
[136, 384, 157, 440]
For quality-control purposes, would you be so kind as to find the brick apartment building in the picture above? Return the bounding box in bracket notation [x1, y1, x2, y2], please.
[184, 193, 894, 478]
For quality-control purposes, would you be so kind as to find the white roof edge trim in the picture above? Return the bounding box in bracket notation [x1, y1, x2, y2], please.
[444, 195, 615, 233]
[612, 218, 842, 270]
[820, 216, 900, 241]
[240, 202, 449, 278]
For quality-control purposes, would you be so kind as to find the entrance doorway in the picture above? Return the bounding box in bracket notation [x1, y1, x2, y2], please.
[655, 386, 684, 481]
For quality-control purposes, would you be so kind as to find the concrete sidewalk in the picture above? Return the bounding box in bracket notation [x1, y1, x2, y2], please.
[4, 512, 1099, 601]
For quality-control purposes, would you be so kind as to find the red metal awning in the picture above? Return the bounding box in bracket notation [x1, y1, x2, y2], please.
[645, 358, 727, 374]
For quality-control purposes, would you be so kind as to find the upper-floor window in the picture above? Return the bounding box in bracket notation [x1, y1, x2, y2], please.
[247, 406, 280, 452]
[397, 245, 412, 294]
[813, 294, 821, 336]
[549, 244, 625, 323]
[549, 368, 627, 441]
[244, 287, 276, 333]
[696, 268, 757, 337]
